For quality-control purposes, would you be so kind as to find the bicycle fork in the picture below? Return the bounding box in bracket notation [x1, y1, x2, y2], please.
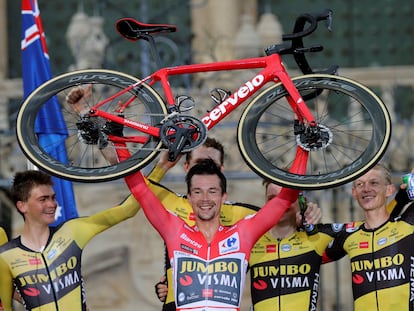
[280, 73, 332, 153]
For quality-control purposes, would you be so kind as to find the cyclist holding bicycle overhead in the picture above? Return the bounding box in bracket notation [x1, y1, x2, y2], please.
[151, 149, 321, 310]
[155, 178, 341, 311]
[154, 167, 410, 311]
[65, 86, 285, 310]
[125, 158, 300, 311]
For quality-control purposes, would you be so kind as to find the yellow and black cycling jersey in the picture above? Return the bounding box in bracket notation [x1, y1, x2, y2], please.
[0, 195, 139, 311]
[250, 224, 343, 311]
[325, 191, 414, 311]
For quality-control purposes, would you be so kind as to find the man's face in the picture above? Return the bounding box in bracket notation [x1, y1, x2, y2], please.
[187, 174, 227, 222]
[17, 185, 57, 225]
[184, 146, 223, 172]
[352, 168, 395, 212]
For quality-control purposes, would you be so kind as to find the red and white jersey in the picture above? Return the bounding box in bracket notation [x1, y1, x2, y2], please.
[126, 172, 297, 311]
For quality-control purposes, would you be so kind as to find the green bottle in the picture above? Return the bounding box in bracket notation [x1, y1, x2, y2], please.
[298, 192, 318, 234]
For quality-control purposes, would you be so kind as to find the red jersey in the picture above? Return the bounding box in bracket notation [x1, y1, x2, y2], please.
[126, 172, 297, 311]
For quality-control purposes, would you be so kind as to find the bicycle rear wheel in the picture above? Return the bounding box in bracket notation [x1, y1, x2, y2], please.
[17, 69, 167, 182]
[238, 74, 391, 190]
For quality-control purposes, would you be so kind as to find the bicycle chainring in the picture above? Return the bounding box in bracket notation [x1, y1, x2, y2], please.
[160, 115, 207, 161]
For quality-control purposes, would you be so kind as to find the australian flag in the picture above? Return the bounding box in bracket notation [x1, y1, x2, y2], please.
[21, 0, 78, 226]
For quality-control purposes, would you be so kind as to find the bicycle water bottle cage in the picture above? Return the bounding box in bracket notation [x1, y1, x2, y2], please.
[160, 115, 207, 161]
[175, 95, 195, 112]
[210, 88, 231, 104]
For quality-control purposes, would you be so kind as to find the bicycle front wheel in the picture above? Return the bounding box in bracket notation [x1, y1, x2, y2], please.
[238, 74, 391, 190]
[17, 69, 167, 182]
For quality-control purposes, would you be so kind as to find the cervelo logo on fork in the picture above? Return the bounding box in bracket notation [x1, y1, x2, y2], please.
[202, 74, 265, 127]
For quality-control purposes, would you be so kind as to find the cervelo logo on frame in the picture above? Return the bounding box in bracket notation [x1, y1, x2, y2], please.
[202, 74, 265, 127]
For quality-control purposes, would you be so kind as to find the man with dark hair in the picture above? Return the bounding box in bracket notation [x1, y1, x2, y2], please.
[150, 138, 321, 310]
[126, 158, 300, 311]
[148, 137, 265, 310]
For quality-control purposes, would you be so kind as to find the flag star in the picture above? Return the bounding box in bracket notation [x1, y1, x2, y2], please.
[54, 205, 63, 221]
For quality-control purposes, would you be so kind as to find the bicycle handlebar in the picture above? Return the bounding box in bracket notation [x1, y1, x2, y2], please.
[282, 9, 332, 40]
[117, 10, 337, 75]
[265, 9, 338, 75]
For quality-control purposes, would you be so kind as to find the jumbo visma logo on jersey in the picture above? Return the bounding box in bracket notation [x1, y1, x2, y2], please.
[175, 254, 243, 307]
[15, 242, 82, 307]
[349, 244, 414, 301]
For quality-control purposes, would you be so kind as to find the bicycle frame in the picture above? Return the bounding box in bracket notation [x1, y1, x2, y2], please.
[17, 9, 391, 187]
[89, 53, 318, 145]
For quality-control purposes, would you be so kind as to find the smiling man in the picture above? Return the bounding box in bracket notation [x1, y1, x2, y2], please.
[126, 159, 300, 311]
[324, 163, 414, 311]
[0, 170, 140, 311]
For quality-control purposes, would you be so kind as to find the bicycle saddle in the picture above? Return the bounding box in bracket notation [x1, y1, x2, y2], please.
[116, 18, 177, 41]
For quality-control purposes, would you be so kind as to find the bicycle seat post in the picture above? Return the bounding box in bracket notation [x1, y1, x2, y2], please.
[140, 33, 163, 69]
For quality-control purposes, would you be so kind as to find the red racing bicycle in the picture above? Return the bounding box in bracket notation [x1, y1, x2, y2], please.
[16, 9, 391, 189]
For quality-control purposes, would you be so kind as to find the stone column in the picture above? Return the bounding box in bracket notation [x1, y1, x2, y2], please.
[190, 0, 209, 64]
[190, 0, 240, 62]
[257, 12, 284, 48]
[66, 11, 108, 70]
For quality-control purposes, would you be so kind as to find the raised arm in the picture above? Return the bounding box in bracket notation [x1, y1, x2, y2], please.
[125, 170, 181, 240]
[147, 151, 183, 183]
[240, 186, 300, 248]
[241, 151, 305, 246]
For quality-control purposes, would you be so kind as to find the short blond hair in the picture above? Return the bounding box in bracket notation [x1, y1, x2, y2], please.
[352, 163, 392, 187]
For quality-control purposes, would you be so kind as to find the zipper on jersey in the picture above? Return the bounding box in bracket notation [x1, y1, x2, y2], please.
[277, 238, 282, 311]
[370, 232, 380, 311]
[41, 252, 60, 311]
[204, 243, 211, 306]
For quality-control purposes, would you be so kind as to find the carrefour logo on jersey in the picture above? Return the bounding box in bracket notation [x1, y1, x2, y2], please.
[219, 232, 240, 255]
